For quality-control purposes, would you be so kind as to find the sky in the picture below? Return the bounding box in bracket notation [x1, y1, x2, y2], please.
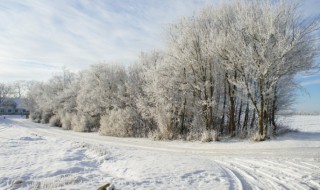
[0, 0, 319, 112]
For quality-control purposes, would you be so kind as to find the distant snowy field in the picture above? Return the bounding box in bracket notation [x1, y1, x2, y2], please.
[278, 115, 320, 132]
[0, 115, 319, 190]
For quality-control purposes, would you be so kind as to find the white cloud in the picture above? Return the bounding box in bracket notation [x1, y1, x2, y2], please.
[0, 0, 318, 82]
[0, 0, 212, 82]
[301, 79, 320, 86]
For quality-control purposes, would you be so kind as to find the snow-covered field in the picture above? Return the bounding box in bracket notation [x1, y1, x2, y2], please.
[0, 115, 319, 190]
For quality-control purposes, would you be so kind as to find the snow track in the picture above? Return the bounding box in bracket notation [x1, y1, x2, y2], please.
[217, 164, 248, 190]
[0, 116, 320, 189]
[220, 159, 317, 190]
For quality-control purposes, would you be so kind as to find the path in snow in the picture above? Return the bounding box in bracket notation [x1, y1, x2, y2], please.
[0, 116, 319, 189]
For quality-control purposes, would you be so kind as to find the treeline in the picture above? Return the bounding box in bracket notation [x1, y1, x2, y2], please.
[26, 1, 319, 141]
[0, 81, 31, 107]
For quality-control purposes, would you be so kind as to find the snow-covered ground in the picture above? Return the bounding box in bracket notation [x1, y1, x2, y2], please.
[0, 115, 319, 190]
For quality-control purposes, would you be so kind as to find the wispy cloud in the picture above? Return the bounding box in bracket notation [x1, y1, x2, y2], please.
[0, 0, 318, 82]
[0, 0, 211, 81]
[301, 79, 320, 86]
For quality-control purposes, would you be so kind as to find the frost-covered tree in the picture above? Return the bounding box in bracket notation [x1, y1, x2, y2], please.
[77, 63, 127, 115]
[125, 60, 156, 136]
[76, 63, 128, 132]
[135, 51, 179, 139]
[213, 0, 319, 138]
[0, 83, 13, 106]
[25, 69, 79, 125]
[166, 10, 226, 137]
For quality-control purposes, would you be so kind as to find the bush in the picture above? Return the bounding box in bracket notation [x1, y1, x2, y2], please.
[201, 130, 218, 142]
[41, 112, 52, 124]
[185, 131, 202, 141]
[238, 127, 256, 139]
[49, 115, 61, 127]
[61, 113, 73, 130]
[147, 130, 160, 140]
[148, 129, 174, 140]
[99, 108, 139, 137]
[154, 111, 176, 140]
[71, 114, 80, 131]
[72, 114, 99, 132]
[30, 111, 41, 123]
[252, 133, 265, 142]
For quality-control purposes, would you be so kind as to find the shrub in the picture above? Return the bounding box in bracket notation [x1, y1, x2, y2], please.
[185, 131, 202, 141]
[148, 129, 173, 140]
[154, 111, 176, 140]
[71, 114, 80, 131]
[147, 130, 160, 140]
[201, 130, 218, 142]
[49, 115, 61, 127]
[72, 114, 99, 132]
[238, 127, 256, 139]
[99, 108, 139, 137]
[252, 133, 265, 142]
[61, 113, 73, 130]
[30, 111, 41, 123]
[41, 112, 52, 124]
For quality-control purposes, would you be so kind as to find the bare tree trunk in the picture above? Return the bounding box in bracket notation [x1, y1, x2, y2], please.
[201, 67, 210, 131]
[180, 96, 187, 134]
[229, 94, 235, 137]
[263, 81, 270, 138]
[272, 88, 277, 135]
[242, 96, 250, 131]
[203, 104, 209, 131]
[220, 73, 227, 134]
[264, 97, 269, 138]
[180, 68, 187, 135]
[228, 72, 236, 137]
[208, 63, 214, 131]
[237, 98, 243, 131]
[250, 109, 256, 129]
[258, 77, 264, 136]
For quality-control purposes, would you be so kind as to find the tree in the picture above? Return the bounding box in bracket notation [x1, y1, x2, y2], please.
[212, 0, 319, 138]
[77, 63, 127, 117]
[166, 10, 225, 136]
[0, 83, 13, 106]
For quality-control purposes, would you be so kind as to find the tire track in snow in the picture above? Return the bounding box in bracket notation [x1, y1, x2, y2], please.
[230, 159, 314, 190]
[229, 160, 291, 190]
[215, 161, 251, 190]
[266, 160, 314, 175]
[299, 161, 320, 171]
[284, 160, 316, 172]
[215, 160, 283, 190]
[263, 160, 307, 179]
[266, 159, 320, 189]
[252, 159, 317, 190]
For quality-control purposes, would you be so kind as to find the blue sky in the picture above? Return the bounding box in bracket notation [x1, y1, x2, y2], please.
[296, 73, 320, 112]
[0, 0, 319, 112]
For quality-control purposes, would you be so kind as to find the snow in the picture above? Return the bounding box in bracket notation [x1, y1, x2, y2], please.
[0, 115, 319, 189]
[278, 115, 320, 132]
